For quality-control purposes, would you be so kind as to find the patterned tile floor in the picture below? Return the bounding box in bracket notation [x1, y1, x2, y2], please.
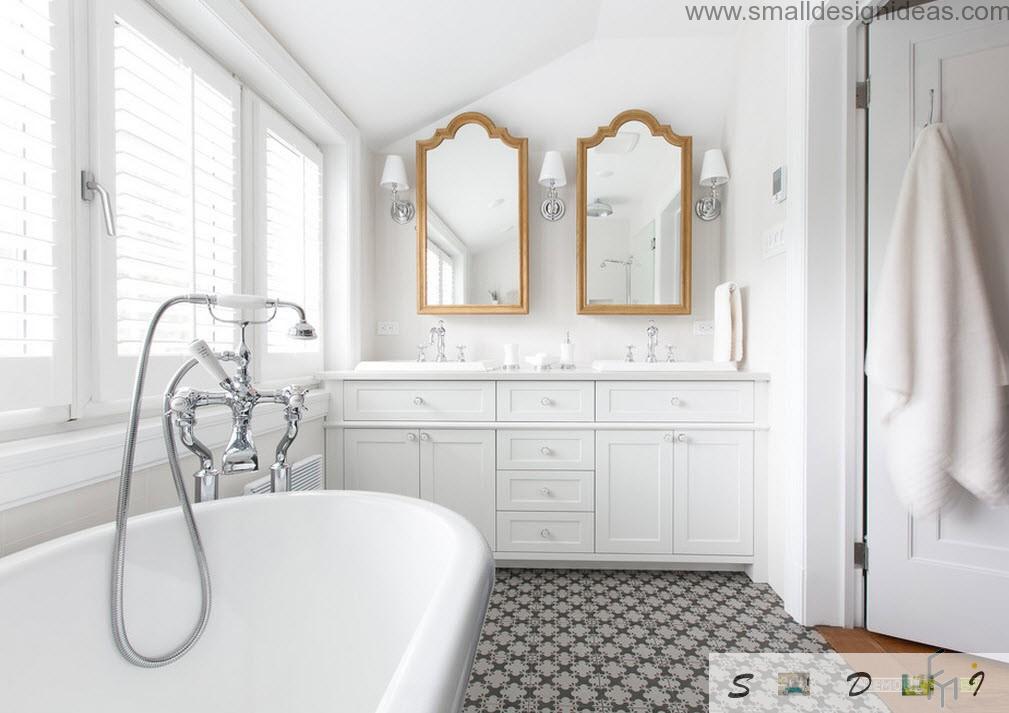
[464, 569, 829, 713]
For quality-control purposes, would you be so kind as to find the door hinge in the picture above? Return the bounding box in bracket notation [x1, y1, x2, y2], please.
[853, 539, 868, 571]
[855, 80, 870, 109]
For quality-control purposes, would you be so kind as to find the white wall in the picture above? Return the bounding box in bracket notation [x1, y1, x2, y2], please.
[720, 24, 790, 597]
[362, 37, 735, 363]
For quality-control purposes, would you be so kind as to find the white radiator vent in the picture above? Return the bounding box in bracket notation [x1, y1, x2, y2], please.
[243, 454, 324, 495]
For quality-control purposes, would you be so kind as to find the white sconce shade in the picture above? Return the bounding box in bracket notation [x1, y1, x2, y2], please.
[380, 154, 410, 191]
[380, 154, 415, 224]
[538, 150, 567, 188]
[699, 149, 729, 187]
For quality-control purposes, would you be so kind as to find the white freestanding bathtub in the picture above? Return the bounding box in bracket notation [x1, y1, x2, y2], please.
[0, 491, 494, 712]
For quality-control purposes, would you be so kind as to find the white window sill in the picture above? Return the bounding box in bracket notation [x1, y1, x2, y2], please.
[0, 390, 329, 510]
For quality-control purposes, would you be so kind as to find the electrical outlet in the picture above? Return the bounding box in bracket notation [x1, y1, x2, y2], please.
[376, 321, 399, 336]
[763, 224, 786, 259]
[693, 320, 714, 336]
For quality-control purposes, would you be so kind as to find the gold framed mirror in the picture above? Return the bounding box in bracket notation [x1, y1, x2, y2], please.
[576, 109, 692, 315]
[416, 112, 529, 314]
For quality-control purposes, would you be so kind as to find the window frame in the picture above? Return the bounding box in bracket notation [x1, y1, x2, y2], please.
[0, 0, 342, 437]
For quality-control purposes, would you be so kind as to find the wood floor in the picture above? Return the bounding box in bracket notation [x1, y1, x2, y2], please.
[816, 626, 941, 654]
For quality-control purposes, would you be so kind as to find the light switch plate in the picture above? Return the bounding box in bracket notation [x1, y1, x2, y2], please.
[693, 320, 714, 336]
[762, 224, 786, 259]
[376, 321, 399, 336]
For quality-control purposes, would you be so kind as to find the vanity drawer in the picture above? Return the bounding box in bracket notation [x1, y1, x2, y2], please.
[496, 511, 594, 553]
[595, 381, 754, 423]
[497, 470, 594, 512]
[496, 381, 594, 421]
[344, 381, 495, 421]
[496, 430, 595, 470]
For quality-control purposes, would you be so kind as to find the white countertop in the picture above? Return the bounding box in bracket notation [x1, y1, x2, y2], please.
[318, 368, 769, 382]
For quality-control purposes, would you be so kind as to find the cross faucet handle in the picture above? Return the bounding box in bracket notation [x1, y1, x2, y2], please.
[624, 345, 636, 362]
[666, 345, 678, 362]
[416, 344, 428, 362]
[456, 345, 467, 362]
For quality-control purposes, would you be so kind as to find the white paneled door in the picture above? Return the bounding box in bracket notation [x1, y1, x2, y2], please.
[344, 429, 420, 497]
[420, 429, 496, 548]
[673, 430, 753, 556]
[595, 430, 673, 554]
[867, 4, 1009, 654]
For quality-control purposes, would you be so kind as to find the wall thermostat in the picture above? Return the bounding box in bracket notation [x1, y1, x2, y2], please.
[772, 166, 787, 204]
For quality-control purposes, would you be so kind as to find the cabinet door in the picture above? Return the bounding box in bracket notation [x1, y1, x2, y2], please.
[673, 430, 753, 555]
[344, 429, 420, 497]
[595, 430, 673, 554]
[420, 429, 496, 548]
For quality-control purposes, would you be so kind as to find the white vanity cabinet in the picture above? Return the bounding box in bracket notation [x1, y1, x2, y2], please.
[327, 372, 767, 579]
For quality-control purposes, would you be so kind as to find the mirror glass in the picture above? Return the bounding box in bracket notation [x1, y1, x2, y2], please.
[578, 111, 691, 314]
[417, 113, 528, 314]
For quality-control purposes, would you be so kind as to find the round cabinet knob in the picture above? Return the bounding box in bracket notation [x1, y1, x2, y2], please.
[540, 397, 554, 407]
[677, 433, 688, 442]
[539, 487, 552, 496]
[420, 432, 430, 441]
[413, 396, 425, 406]
[540, 528, 552, 539]
[664, 433, 674, 442]
[406, 433, 417, 442]
[540, 446, 553, 456]
[670, 396, 682, 406]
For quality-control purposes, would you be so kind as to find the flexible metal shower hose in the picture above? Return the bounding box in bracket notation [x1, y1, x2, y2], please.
[111, 296, 212, 667]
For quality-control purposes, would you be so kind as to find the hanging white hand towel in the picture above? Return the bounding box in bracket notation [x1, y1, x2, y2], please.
[713, 281, 742, 362]
[865, 123, 1008, 515]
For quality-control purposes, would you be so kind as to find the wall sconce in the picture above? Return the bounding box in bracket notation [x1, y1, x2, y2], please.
[538, 150, 567, 221]
[380, 155, 415, 224]
[695, 149, 729, 222]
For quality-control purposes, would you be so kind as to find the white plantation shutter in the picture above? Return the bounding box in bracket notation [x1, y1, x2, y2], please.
[0, 0, 72, 412]
[94, 0, 240, 402]
[255, 102, 322, 377]
[426, 243, 454, 305]
[111, 14, 238, 356]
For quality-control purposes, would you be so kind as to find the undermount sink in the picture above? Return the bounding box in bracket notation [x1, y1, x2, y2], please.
[355, 360, 500, 372]
[591, 360, 738, 372]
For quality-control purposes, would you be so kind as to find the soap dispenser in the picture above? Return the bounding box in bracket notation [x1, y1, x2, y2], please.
[560, 331, 575, 370]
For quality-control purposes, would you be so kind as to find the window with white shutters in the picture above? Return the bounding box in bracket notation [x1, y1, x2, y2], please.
[110, 12, 238, 357]
[253, 102, 322, 378]
[0, 0, 72, 414]
[92, 0, 241, 402]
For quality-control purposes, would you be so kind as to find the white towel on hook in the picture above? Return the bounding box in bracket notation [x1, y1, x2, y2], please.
[713, 281, 742, 362]
[865, 123, 1008, 515]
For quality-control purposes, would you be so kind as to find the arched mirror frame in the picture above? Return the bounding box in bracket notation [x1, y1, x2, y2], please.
[415, 112, 529, 314]
[576, 109, 693, 315]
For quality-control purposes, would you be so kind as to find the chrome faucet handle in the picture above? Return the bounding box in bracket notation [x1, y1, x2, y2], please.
[666, 345, 678, 363]
[624, 345, 636, 362]
[456, 345, 466, 362]
[416, 344, 428, 362]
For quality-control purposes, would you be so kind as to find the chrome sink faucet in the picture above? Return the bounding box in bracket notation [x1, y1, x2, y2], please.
[645, 320, 659, 363]
[429, 319, 447, 362]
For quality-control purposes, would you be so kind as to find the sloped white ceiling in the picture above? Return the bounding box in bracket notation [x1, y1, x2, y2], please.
[240, 0, 741, 147]
[241, 0, 602, 146]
